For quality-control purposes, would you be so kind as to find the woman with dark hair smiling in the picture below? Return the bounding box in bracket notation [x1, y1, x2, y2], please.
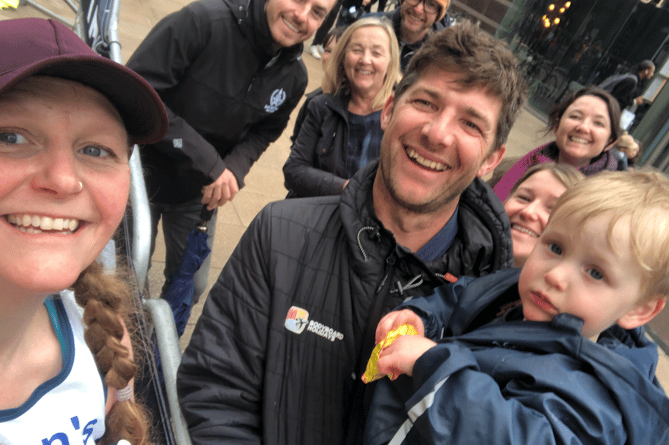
[494, 86, 622, 201]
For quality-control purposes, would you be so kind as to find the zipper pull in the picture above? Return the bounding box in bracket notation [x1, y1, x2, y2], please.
[375, 252, 396, 294]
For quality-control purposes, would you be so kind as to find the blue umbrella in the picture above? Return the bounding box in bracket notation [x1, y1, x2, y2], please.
[163, 205, 214, 337]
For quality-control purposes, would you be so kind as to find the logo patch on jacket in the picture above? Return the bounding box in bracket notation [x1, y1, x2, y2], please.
[284, 306, 344, 342]
[265, 88, 286, 113]
[285, 306, 310, 334]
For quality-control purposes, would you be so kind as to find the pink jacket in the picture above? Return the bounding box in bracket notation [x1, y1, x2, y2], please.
[493, 141, 619, 201]
[493, 143, 553, 201]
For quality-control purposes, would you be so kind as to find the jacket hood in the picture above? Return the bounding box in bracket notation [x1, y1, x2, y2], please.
[228, 0, 305, 61]
[455, 175, 512, 273]
[587, 324, 669, 442]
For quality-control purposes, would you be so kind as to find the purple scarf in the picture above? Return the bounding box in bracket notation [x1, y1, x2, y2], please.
[493, 141, 619, 201]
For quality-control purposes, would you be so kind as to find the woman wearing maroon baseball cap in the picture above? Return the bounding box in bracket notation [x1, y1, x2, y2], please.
[0, 18, 167, 445]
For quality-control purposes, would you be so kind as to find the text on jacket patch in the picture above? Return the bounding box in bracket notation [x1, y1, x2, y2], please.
[306, 320, 344, 342]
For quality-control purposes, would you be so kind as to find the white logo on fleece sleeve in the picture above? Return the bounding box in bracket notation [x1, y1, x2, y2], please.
[265, 88, 287, 113]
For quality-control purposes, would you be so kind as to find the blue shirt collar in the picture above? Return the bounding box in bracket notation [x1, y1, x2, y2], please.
[414, 207, 459, 262]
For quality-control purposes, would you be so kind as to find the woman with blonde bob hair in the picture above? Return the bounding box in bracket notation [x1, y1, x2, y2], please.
[322, 17, 401, 110]
[283, 17, 401, 198]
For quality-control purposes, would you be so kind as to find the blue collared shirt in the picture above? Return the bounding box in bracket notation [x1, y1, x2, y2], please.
[414, 207, 459, 262]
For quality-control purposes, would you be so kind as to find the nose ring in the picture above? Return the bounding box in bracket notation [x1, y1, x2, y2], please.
[76, 181, 83, 193]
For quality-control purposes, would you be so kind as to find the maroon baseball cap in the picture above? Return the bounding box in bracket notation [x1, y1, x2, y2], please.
[0, 18, 168, 145]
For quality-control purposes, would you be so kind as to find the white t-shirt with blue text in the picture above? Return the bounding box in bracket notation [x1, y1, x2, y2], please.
[0, 291, 106, 444]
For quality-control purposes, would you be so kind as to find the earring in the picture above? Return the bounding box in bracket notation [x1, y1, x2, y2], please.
[76, 181, 83, 193]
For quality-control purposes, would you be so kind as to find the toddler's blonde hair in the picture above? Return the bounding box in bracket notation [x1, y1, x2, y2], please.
[549, 169, 669, 302]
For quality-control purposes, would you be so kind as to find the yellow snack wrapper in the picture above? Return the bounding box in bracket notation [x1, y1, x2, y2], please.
[361, 324, 419, 383]
[0, 0, 19, 9]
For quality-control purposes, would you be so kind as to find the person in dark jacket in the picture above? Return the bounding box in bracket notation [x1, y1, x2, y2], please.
[283, 17, 401, 198]
[367, 170, 669, 445]
[291, 25, 346, 144]
[177, 21, 527, 445]
[378, 0, 451, 71]
[126, 0, 336, 302]
[598, 59, 655, 110]
[307, 0, 344, 60]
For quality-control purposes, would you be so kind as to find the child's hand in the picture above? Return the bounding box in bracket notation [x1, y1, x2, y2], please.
[377, 335, 436, 379]
[376, 309, 425, 344]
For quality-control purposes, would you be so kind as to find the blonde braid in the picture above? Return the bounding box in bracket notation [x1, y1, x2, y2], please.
[72, 261, 154, 445]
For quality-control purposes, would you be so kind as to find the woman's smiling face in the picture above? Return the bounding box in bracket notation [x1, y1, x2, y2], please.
[0, 76, 130, 296]
[343, 26, 391, 98]
[554, 95, 613, 168]
[504, 170, 566, 267]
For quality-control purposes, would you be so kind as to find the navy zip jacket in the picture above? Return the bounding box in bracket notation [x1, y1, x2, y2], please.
[365, 269, 669, 445]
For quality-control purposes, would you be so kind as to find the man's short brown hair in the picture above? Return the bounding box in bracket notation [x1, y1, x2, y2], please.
[394, 20, 527, 152]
